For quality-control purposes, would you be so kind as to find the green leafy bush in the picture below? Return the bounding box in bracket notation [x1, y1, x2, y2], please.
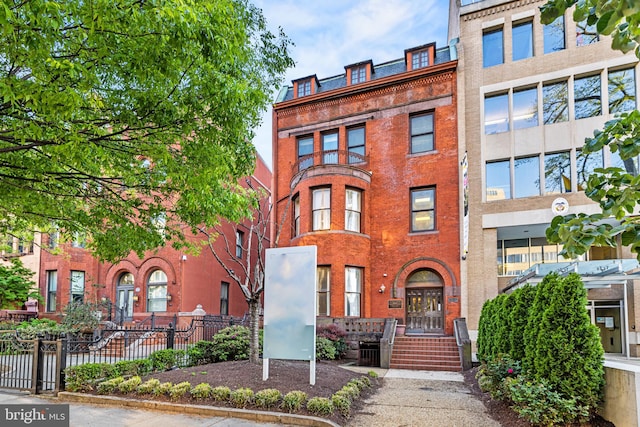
[316, 323, 348, 358]
[169, 381, 191, 401]
[230, 387, 254, 408]
[211, 385, 231, 401]
[339, 383, 360, 400]
[190, 383, 213, 400]
[254, 388, 282, 409]
[64, 363, 118, 392]
[153, 382, 173, 397]
[281, 390, 307, 413]
[61, 301, 101, 332]
[476, 354, 522, 400]
[188, 326, 250, 365]
[331, 393, 351, 417]
[149, 349, 187, 371]
[306, 397, 334, 416]
[15, 318, 65, 338]
[367, 370, 378, 379]
[117, 376, 142, 394]
[97, 377, 124, 394]
[114, 359, 153, 377]
[136, 378, 161, 395]
[315, 336, 337, 360]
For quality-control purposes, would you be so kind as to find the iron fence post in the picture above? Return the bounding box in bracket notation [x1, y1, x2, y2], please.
[167, 323, 175, 350]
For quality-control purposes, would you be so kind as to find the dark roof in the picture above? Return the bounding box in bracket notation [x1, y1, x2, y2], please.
[279, 46, 452, 103]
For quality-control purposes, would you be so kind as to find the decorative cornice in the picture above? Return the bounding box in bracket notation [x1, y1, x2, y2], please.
[463, 0, 538, 21]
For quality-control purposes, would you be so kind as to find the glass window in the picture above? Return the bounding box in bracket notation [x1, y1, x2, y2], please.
[609, 68, 636, 113]
[220, 282, 229, 315]
[317, 266, 330, 316]
[514, 156, 540, 198]
[484, 93, 509, 134]
[544, 152, 572, 194]
[610, 148, 640, 176]
[345, 267, 362, 317]
[345, 188, 362, 232]
[483, 28, 503, 67]
[411, 188, 435, 232]
[543, 81, 569, 124]
[71, 232, 86, 248]
[577, 148, 603, 190]
[486, 160, 511, 200]
[351, 66, 366, 84]
[293, 194, 300, 237]
[297, 136, 314, 171]
[410, 113, 434, 153]
[235, 230, 243, 258]
[70, 270, 85, 303]
[574, 74, 602, 119]
[576, 19, 598, 46]
[512, 21, 533, 61]
[147, 269, 167, 312]
[544, 15, 565, 53]
[312, 188, 330, 231]
[297, 80, 311, 97]
[48, 230, 58, 249]
[513, 87, 538, 129]
[46, 270, 57, 312]
[412, 50, 429, 69]
[347, 126, 365, 164]
[322, 132, 338, 164]
[498, 238, 566, 276]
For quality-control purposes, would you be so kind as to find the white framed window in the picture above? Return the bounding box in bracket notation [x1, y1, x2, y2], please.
[220, 282, 229, 315]
[411, 188, 435, 232]
[345, 188, 362, 232]
[70, 270, 85, 303]
[235, 229, 244, 258]
[147, 269, 167, 312]
[322, 132, 338, 164]
[410, 112, 434, 153]
[297, 135, 314, 171]
[312, 188, 330, 231]
[345, 267, 362, 317]
[347, 126, 365, 164]
[46, 270, 57, 312]
[317, 266, 330, 316]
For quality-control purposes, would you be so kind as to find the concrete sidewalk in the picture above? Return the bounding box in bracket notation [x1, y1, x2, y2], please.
[0, 367, 497, 427]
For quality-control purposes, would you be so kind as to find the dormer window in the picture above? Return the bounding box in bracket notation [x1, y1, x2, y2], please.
[297, 80, 311, 97]
[405, 43, 435, 71]
[351, 66, 366, 84]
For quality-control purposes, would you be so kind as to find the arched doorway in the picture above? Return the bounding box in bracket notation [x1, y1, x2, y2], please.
[405, 269, 444, 334]
[116, 272, 135, 323]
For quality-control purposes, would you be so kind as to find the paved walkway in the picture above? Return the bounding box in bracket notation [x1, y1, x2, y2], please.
[0, 367, 498, 427]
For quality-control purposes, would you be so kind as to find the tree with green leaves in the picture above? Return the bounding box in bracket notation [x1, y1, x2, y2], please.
[541, 0, 640, 258]
[0, 0, 293, 262]
[0, 258, 40, 309]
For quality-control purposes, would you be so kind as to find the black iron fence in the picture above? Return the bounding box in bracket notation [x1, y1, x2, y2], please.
[0, 314, 249, 394]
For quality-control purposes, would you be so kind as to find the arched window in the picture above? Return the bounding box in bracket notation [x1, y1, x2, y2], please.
[119, 272, 134, 286]
[407, 269, 443, 288]
[147, 270, 167, 312]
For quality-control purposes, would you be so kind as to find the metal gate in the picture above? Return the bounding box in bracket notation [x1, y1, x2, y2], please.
[0, 335, 66, 394]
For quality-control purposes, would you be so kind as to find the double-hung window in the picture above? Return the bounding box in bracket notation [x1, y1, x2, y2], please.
[312, 188, 331, 231]
[220, 282, 229, 315]
[46, 270, 57, 312]
[317, 266, 330, 316]
[347, 126, 365, 164]
[344, 267, 362, 317]
[297, 136, 314, 171]
[345, 188, 362, 232]
[235, 230, 244, 259]
[410, 113, 434, 153]
[411, 188, 435, 232]
[70, 270, 85, 303]
[147, 269, 168, 312]
[322, 132, 338, 164]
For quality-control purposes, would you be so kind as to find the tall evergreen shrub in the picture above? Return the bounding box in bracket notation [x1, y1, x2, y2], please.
[477, 298, 494, 362]
[534, 273, 604, 409]
[522, 273, 558, 374]
[508, 284, 536, 361]
[494, 293, 515, 356]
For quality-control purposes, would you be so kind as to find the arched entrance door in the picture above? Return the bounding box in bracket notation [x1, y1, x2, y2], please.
[405, 269, 444, 334]
[116, 272, 135, 323]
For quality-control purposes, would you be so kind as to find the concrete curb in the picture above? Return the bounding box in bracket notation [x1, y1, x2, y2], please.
[57, 392, 340, 427]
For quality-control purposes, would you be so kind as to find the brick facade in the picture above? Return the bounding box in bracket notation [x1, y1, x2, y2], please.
[273, 45, 461, 335]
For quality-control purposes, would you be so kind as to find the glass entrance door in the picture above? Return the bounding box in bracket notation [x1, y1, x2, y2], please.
[587, 300, 623, 354]
[116, 287, 134, 323]
[406, 288, 444, 334]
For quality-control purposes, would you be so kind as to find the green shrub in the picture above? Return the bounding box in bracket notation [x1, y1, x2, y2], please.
[187, 340, 216, 366]
[97, 376, 124, 394]
[169, 381, 191, 401]
[476, 298, 494, 362]
[188, 326, 250, 365]
[117, 376, 142, 394]
[476, 354, 521, 400]
[349, 377, 370, 390]
[367, 371, 378, 378]
[15, 318, 64, 338]
[281, 390, 307, 413]
[316, 324, 348, 358]
[153, 382, 173, 397]
[339, 383, 360, 400]
[230, 387, 254, 408]
[61, 301, 101, 332]
[506, 376, 588, 426]
[254, 388, 282, 409]
[190, 383, 212, 400]
[211, 385, 231, 401]
[315, 336, 337, 360]
[508, 284, 536, 361]
[137, 378, 161, 395]
[114, 359, 152, 377]
[64, 363, 118, 392]
[149, 349, 181, 371]
[332, 393, 351, 417]
[306, 397, 334, 416]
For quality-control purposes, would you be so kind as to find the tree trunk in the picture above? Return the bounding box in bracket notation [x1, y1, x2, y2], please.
[248, 298, 260, 364]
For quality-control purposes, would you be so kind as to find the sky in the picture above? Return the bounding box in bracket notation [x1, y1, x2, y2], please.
[251, 0, 451, 168]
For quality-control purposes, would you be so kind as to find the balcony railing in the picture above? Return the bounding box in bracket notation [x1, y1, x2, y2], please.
[292, 150, 368, 175]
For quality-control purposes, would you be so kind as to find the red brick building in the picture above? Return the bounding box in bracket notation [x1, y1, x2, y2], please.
[38, 155, 272, 322]
[272, 43, 461, 335]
